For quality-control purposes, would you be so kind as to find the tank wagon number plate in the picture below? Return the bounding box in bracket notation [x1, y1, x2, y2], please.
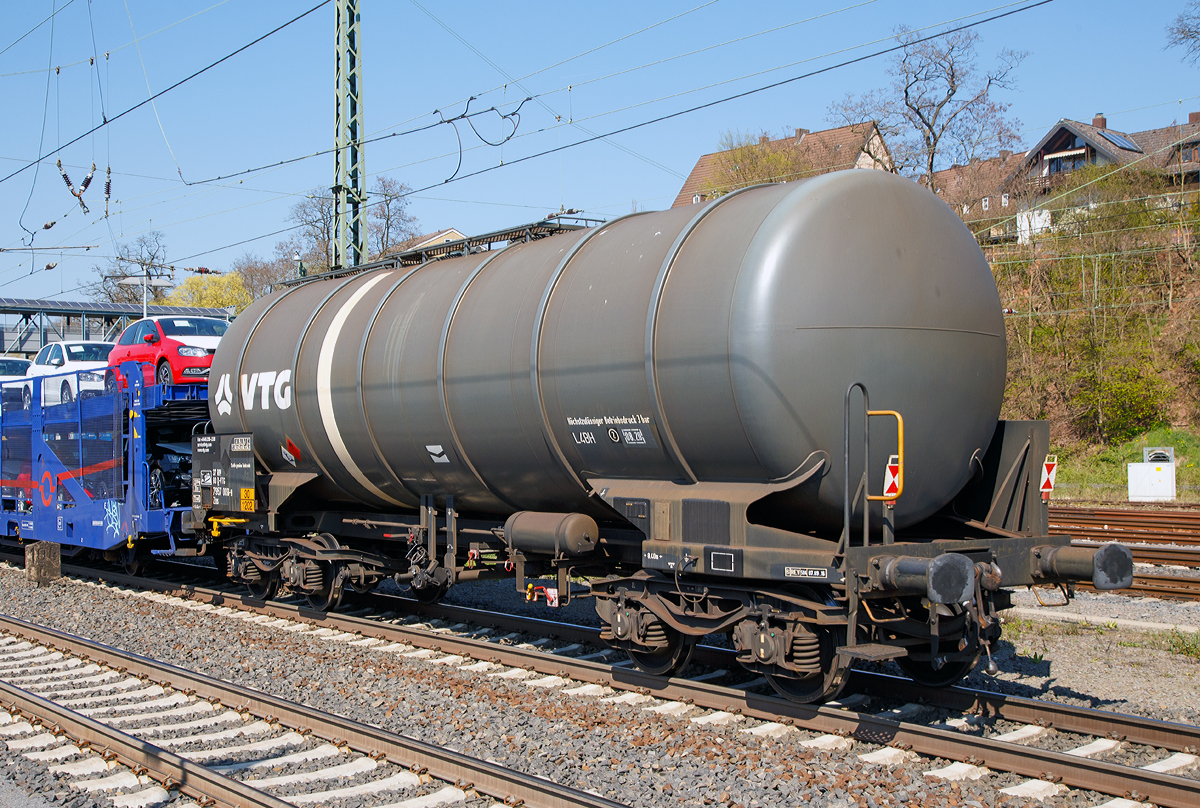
[192, 433, 257, 513]
[785, 566, 829, 579]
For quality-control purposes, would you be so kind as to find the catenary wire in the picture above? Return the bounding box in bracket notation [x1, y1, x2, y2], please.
[167, 0, 1056, 264]
[17, 0, 58, 247]
[156, 0, 1044, 200]
[85, 0, 107, 121]
[0, 0, 77, 60]
[408, 0, 683, 180]
[0, 0, 236, 78]
[0, 0, 964, 261]
[124, 0, 186, 180]
[6, 0, 1059, 284]
[0, 0, 331, 187]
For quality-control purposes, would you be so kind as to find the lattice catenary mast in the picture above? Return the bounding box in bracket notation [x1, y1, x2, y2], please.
[333, 0, 364, 270]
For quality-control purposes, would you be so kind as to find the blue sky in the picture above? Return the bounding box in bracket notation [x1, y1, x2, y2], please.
[2, 0, 1198, 301]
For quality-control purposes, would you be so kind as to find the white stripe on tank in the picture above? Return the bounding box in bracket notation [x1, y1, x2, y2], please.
[316, 274, 404, 506]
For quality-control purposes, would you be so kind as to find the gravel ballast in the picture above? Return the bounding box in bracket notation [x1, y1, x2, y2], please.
[0, 566, 1196, 807]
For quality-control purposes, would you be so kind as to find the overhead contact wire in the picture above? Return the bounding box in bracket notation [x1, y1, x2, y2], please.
[0, 0, 77, 60]
[170, 0, 1056, 264]
[175, 0, 1030, 189]
[0, 0, 331, 187]
[17, 0, 57, 247]
[0, 0, 235, 78]
[124, 0, 186, 181]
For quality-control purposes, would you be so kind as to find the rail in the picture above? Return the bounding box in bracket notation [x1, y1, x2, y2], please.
[0, 612, 628, 808]
[0, 678, 289, 808]
[31, 562, 1199, 808]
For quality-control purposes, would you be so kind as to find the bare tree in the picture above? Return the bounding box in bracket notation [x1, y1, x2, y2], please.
[1168, 1, 1200, 63]
[368, 176, 419, 260]
[828, 27, 1024, 192]
[86, 232, 172, 305]
[289, 193, 336, 273]
[230, 246, 296, 300]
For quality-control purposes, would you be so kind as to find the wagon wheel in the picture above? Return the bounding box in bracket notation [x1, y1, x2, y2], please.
[119, 545, 143, 577]
[894, 602, 979, 688]
[627, 625, 695, 677]
[408, 576, 448, 604]
[245, 570, 279, 601]
[762, 587, 849, 703]
[764, 627, 849, 705]
[305, 533, 344, 612]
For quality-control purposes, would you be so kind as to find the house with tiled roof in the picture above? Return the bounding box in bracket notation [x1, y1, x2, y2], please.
[671, 123, 892, 208]
[407, 228, 467, 249]
[926, 150, 1028, 242]
[1003, 112, 1200, 241]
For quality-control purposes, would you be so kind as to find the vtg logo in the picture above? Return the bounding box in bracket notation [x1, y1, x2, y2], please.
[214, 374, 234, 416]
[213, 370, 293, 415]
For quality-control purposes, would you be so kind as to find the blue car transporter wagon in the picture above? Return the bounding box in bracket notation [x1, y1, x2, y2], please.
[1, 362, 214, 571]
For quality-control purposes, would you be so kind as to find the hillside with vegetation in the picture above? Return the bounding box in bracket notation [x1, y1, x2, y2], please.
[983, 166, 1200, 500]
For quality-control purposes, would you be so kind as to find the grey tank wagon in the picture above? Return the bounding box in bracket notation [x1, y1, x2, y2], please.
[190, 171, 1132, 703]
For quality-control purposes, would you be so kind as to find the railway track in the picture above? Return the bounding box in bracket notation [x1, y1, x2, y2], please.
[0, 611, 626, 808]
[20, 561, 1200, 808]
[1052, 505, 1200, 549]
[1049, 506, 1200, 599]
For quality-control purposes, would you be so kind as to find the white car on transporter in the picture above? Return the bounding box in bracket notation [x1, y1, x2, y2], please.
[0, 357, 31, 410]
[23, 341, 115, 408]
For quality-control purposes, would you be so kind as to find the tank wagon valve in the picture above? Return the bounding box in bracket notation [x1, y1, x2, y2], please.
[870, 553, 977, 604]
[1030, 543, 1132, 590]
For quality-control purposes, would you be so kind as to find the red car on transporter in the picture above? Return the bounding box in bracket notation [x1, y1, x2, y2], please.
[106, 316, 229, 389]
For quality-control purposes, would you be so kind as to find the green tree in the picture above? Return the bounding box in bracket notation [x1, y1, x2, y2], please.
[993, 162, 1196, 445]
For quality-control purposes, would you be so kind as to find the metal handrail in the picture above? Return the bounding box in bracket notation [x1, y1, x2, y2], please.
[840, 383, 905, 555]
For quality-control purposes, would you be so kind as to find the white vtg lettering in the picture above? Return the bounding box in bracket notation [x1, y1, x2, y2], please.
[240, 369, 292, 410]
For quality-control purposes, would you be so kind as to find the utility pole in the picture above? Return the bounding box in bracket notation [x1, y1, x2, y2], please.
[332, 0, 364, 271]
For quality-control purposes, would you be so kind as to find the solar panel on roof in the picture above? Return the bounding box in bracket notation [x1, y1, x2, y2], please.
[0, 297, 231, 319]
[1098, 130, 1142, 153]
